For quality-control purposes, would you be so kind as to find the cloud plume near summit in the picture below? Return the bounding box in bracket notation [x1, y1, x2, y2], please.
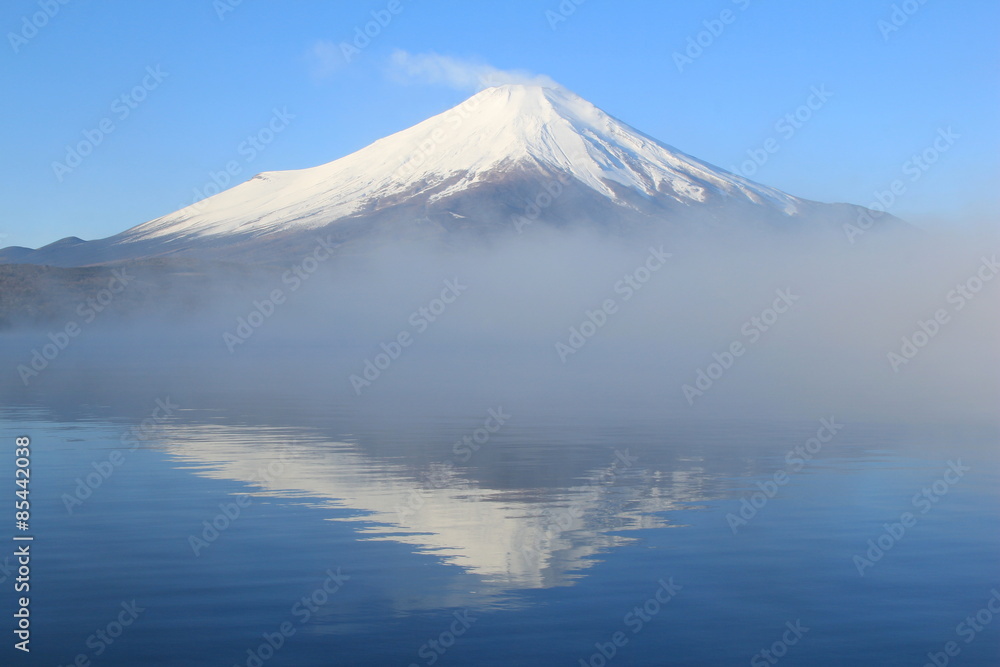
[387, 50, 561, 90]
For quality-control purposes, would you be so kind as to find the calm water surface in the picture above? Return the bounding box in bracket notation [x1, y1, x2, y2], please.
[1, 364, 997, 666]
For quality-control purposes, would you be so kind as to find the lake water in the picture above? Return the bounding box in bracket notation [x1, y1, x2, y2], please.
[1, 360, 998, 666]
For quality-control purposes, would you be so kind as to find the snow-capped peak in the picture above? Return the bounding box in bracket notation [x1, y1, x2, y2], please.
[118, 84, 800, 245]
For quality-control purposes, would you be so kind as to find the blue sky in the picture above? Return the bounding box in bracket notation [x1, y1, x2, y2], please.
[2, 0, 997, 249]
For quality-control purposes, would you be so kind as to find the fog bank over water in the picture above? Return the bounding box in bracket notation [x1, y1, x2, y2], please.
[2, 223, 997, 426]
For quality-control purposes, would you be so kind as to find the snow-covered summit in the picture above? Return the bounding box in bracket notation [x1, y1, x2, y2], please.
[3, 83, 895, 268]
[118, 84, 800, 245]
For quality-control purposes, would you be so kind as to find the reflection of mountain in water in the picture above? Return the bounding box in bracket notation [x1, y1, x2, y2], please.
[165, 424, 714, 591]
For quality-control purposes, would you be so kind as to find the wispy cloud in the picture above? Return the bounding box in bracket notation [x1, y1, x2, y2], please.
[387, 51, 560, 91]
[306, 39, 348, 80]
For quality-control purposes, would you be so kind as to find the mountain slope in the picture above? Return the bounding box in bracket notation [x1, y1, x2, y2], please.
[2, 84, 899, 267]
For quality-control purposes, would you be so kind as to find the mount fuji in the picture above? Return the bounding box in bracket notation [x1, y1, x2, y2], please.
[3, 84, 897, 267]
